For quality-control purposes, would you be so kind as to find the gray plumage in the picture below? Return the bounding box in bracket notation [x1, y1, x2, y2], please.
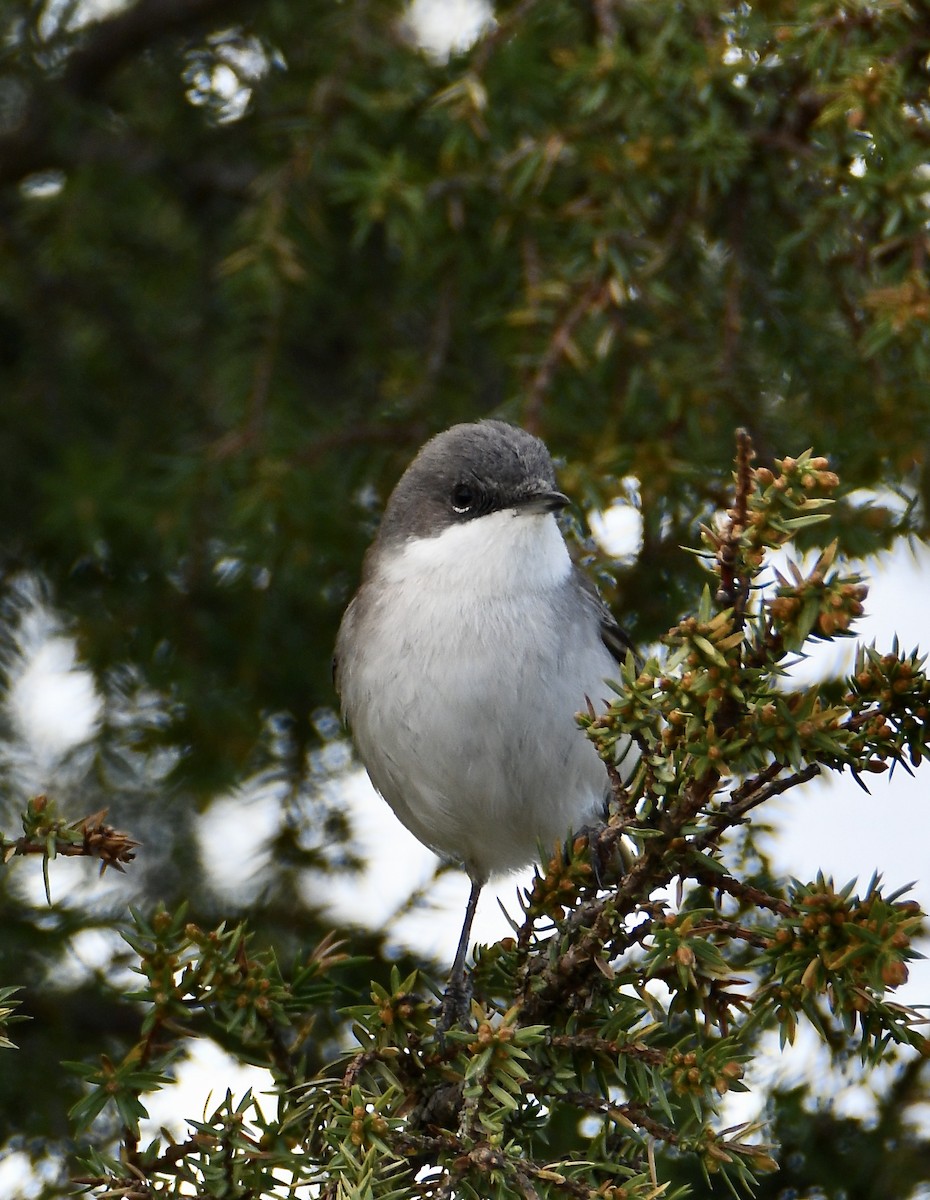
[334, 420, 632, 884]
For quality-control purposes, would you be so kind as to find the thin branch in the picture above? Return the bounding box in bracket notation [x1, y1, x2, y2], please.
[688, 870, 793, 919]
[470, 0, 539, 74]
[522, 276, 610, 433]
[687, 916, 782, 946]
[549, 1033, 665, 1065]
[713, 427, 755, 617]
[561, 1091, 682, 1148]
[697, 764, 821, 848]
[3, 811, 139, 874]
[64, 0, 255, 99]
[0, 0, 258, 187]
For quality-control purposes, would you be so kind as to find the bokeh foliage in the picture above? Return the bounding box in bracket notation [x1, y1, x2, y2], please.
[1, 0, 930, 1195]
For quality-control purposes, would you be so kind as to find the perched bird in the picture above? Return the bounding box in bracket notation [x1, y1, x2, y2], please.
[334, 420, 633, 1022]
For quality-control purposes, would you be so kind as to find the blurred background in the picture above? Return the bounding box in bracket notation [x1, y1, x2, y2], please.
[2, 0, 930, 1195]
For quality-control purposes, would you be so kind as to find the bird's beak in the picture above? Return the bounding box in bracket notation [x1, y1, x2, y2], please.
[514, 489, 571, 515]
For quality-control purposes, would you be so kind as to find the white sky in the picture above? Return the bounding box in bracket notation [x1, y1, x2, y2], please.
[404, 0, 493, 59]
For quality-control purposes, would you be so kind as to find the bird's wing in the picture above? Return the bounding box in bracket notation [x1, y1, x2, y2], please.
[572, 566, 637, 668]
[332, 593, 357, 708]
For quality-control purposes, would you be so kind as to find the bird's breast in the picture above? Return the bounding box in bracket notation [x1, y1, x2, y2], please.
[338, 547, 616, 876]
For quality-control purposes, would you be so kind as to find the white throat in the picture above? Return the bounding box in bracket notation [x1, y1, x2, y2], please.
[381, 509, 572, 595]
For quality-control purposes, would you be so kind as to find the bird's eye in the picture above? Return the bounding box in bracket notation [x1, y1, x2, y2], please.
[450, 483, 477, 514]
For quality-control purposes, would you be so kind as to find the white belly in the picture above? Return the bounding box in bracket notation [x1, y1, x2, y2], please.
[337, 512, 617, 879]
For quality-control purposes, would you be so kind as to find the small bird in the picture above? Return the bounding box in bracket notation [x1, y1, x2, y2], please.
[334, 420, 633, 1022]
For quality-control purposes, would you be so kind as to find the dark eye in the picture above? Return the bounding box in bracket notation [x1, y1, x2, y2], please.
[450, 483, 477, 514]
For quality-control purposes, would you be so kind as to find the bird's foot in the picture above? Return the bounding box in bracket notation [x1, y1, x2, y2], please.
[575, 817, 631, 890]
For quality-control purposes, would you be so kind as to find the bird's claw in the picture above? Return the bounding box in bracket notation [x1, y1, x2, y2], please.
[575, 817, 631, 890]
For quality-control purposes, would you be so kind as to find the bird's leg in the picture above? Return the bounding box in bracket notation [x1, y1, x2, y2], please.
[437, 876, 483, 1033]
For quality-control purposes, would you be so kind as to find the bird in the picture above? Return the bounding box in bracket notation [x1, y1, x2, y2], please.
[333, 420, 634, 1025]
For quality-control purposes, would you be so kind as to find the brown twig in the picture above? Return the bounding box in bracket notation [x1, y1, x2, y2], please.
[561, 1091, 682, 1148]
[605, 756, 638, 823]
[522, 277, 611, 434]
[79, 1123, 195, 1196]
[470, 0, 539, 74]
[686, 916, 780, 947]
[714, 427, 756, 618]
[4, 811, 139, 874]
[549, 1033, 665, 1066]
[727, 759, 782, 805]
[342, 1049, 381, 1091]
[696, 764, 821, 849]
[688, 871, 794, 919]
